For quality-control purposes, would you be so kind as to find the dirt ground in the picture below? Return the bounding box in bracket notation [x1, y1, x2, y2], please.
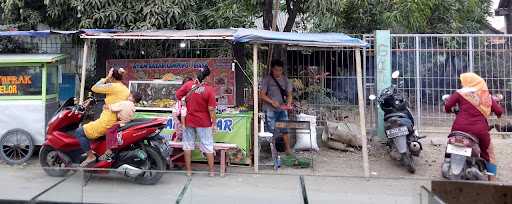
[238, 131, 512, 183]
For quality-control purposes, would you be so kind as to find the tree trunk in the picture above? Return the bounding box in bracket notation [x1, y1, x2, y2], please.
[284, 0, 299, 32]
[263, 0, 273, 30]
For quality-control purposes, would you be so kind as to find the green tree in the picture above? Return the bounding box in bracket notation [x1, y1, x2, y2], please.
[44, 0, 256, 30]
[2, 0, 493, 33]
[1, 0, 46, 30]
[308, 0, 492, 34]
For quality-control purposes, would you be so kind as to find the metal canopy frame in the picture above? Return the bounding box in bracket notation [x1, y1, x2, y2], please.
[78, 30, 370, 178]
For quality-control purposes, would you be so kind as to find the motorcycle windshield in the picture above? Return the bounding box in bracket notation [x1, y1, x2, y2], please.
[450, 154, 466, 175]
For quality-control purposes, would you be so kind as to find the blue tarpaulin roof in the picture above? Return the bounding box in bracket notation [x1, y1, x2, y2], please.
[233, 28, 368, 48]
[1, 28, 368, 48]
[80, 28, 368, 48]
[0, 29, 120, 37]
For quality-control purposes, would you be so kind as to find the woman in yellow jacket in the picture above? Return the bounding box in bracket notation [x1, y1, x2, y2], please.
[76, 68, 130, 167]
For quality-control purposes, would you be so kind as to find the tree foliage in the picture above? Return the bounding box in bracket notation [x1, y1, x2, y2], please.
[1, 0, 494, 34]
[44, 0, 256, 30]
[308, 0, 492, 34]
[1, 0, 46, 30]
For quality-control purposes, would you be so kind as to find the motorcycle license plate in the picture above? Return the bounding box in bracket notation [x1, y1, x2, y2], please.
[446, 144, 472, 157]
[386, 126, 408, 139]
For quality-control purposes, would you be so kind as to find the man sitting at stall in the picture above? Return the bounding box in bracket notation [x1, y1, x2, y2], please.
[259, 59, 293, 154]
[176, 68, 217, 176]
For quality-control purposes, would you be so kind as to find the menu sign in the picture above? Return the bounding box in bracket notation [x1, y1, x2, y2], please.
[106, 58, 235, 106]
[0, 75, 32, 94]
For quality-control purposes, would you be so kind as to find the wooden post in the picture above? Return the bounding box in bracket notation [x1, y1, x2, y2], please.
[252, 44, 260, 172]
[79, 39, 90, 104]
[355, 48, 370, 178]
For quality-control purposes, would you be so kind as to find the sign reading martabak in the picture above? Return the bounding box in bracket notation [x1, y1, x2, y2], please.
[0, 75, 32, 94]
[106, 58, 235, 106]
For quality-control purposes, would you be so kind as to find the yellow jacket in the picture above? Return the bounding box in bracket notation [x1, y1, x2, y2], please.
[83, 78, 129, 139]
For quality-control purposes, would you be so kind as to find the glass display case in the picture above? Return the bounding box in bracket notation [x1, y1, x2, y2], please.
[128, 80, 181, 111]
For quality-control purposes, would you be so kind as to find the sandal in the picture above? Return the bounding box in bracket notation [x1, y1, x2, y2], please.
[80, 156, 96, 167]
[98, 151, 113, 161]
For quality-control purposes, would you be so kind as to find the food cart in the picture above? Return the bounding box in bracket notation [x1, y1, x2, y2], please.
[0, 54, 65, 164]
[107, 57, 253, 165]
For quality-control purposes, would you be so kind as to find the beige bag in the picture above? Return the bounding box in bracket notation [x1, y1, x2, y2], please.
[322, 120, 362, 151]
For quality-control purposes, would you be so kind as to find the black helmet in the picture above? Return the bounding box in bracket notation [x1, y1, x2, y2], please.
[197, 67, 211, 83]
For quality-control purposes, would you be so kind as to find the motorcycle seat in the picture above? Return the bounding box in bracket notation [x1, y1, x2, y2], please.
[118, 118, 153, 131]
[384, 112, 409, 121]
[448, 131, 479, 144]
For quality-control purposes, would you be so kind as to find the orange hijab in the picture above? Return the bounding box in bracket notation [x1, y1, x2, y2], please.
[457, 73, 492, 118]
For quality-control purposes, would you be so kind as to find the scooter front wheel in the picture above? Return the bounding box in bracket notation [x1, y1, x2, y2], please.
[39, 145, 72, 177]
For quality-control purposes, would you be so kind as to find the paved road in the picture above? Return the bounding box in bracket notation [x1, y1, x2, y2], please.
[0, 164, 431, 204]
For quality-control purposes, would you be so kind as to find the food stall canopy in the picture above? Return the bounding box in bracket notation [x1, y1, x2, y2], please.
[81, 29, 237, 39]
[0, 54, 66, 64]
[0, 29, 120, 37]
[233, 28, 369, 48]
[2, 28, 368, 48]
[79, 28, 369, 48]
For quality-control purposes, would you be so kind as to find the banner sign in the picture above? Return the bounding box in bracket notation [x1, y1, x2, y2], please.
[166, 117, 234, 133]
[106, 58, 235, 105]
[0, 75, 33, 95]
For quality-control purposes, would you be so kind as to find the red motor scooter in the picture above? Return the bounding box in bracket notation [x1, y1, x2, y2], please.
[39, 97, 171, 185]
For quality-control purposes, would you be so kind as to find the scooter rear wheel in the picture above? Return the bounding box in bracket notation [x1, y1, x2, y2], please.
[39, 145, 72, 177]
[401, 153, 416, 173]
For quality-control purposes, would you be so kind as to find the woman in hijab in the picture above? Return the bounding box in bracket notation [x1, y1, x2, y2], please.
[444, 72, 503, 181]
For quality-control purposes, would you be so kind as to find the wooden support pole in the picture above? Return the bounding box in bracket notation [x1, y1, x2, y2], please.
[355, 48, 370, 178]
[79, 39, 90, 104]
[253, 44, 260, 172]
[375, 30, 391, 138]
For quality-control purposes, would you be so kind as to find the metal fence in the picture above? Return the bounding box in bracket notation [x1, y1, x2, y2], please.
[363, 34, 512, 133]
[0, 35, 83, 74]
[2, 33, 511, 134]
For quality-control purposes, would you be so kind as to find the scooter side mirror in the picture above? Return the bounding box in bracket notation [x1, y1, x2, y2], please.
[391, 70, 400, 79]
[369, 95, 377, 101]
[494, 94, 504, 102]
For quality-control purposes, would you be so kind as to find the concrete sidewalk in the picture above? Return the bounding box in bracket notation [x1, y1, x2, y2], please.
[0, 165, 431, 204]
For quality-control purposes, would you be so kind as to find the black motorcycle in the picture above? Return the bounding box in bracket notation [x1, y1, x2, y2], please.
[369, 71, 423, 173]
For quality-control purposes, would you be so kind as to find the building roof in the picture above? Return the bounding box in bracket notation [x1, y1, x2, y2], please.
[498, 0, 511, 8]
[0, 29, 119, 37]
[482, 23, 504, 34]
[0, 54, 66, 64]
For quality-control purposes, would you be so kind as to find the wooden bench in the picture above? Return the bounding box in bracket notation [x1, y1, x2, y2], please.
[168, 142, 237, 176]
